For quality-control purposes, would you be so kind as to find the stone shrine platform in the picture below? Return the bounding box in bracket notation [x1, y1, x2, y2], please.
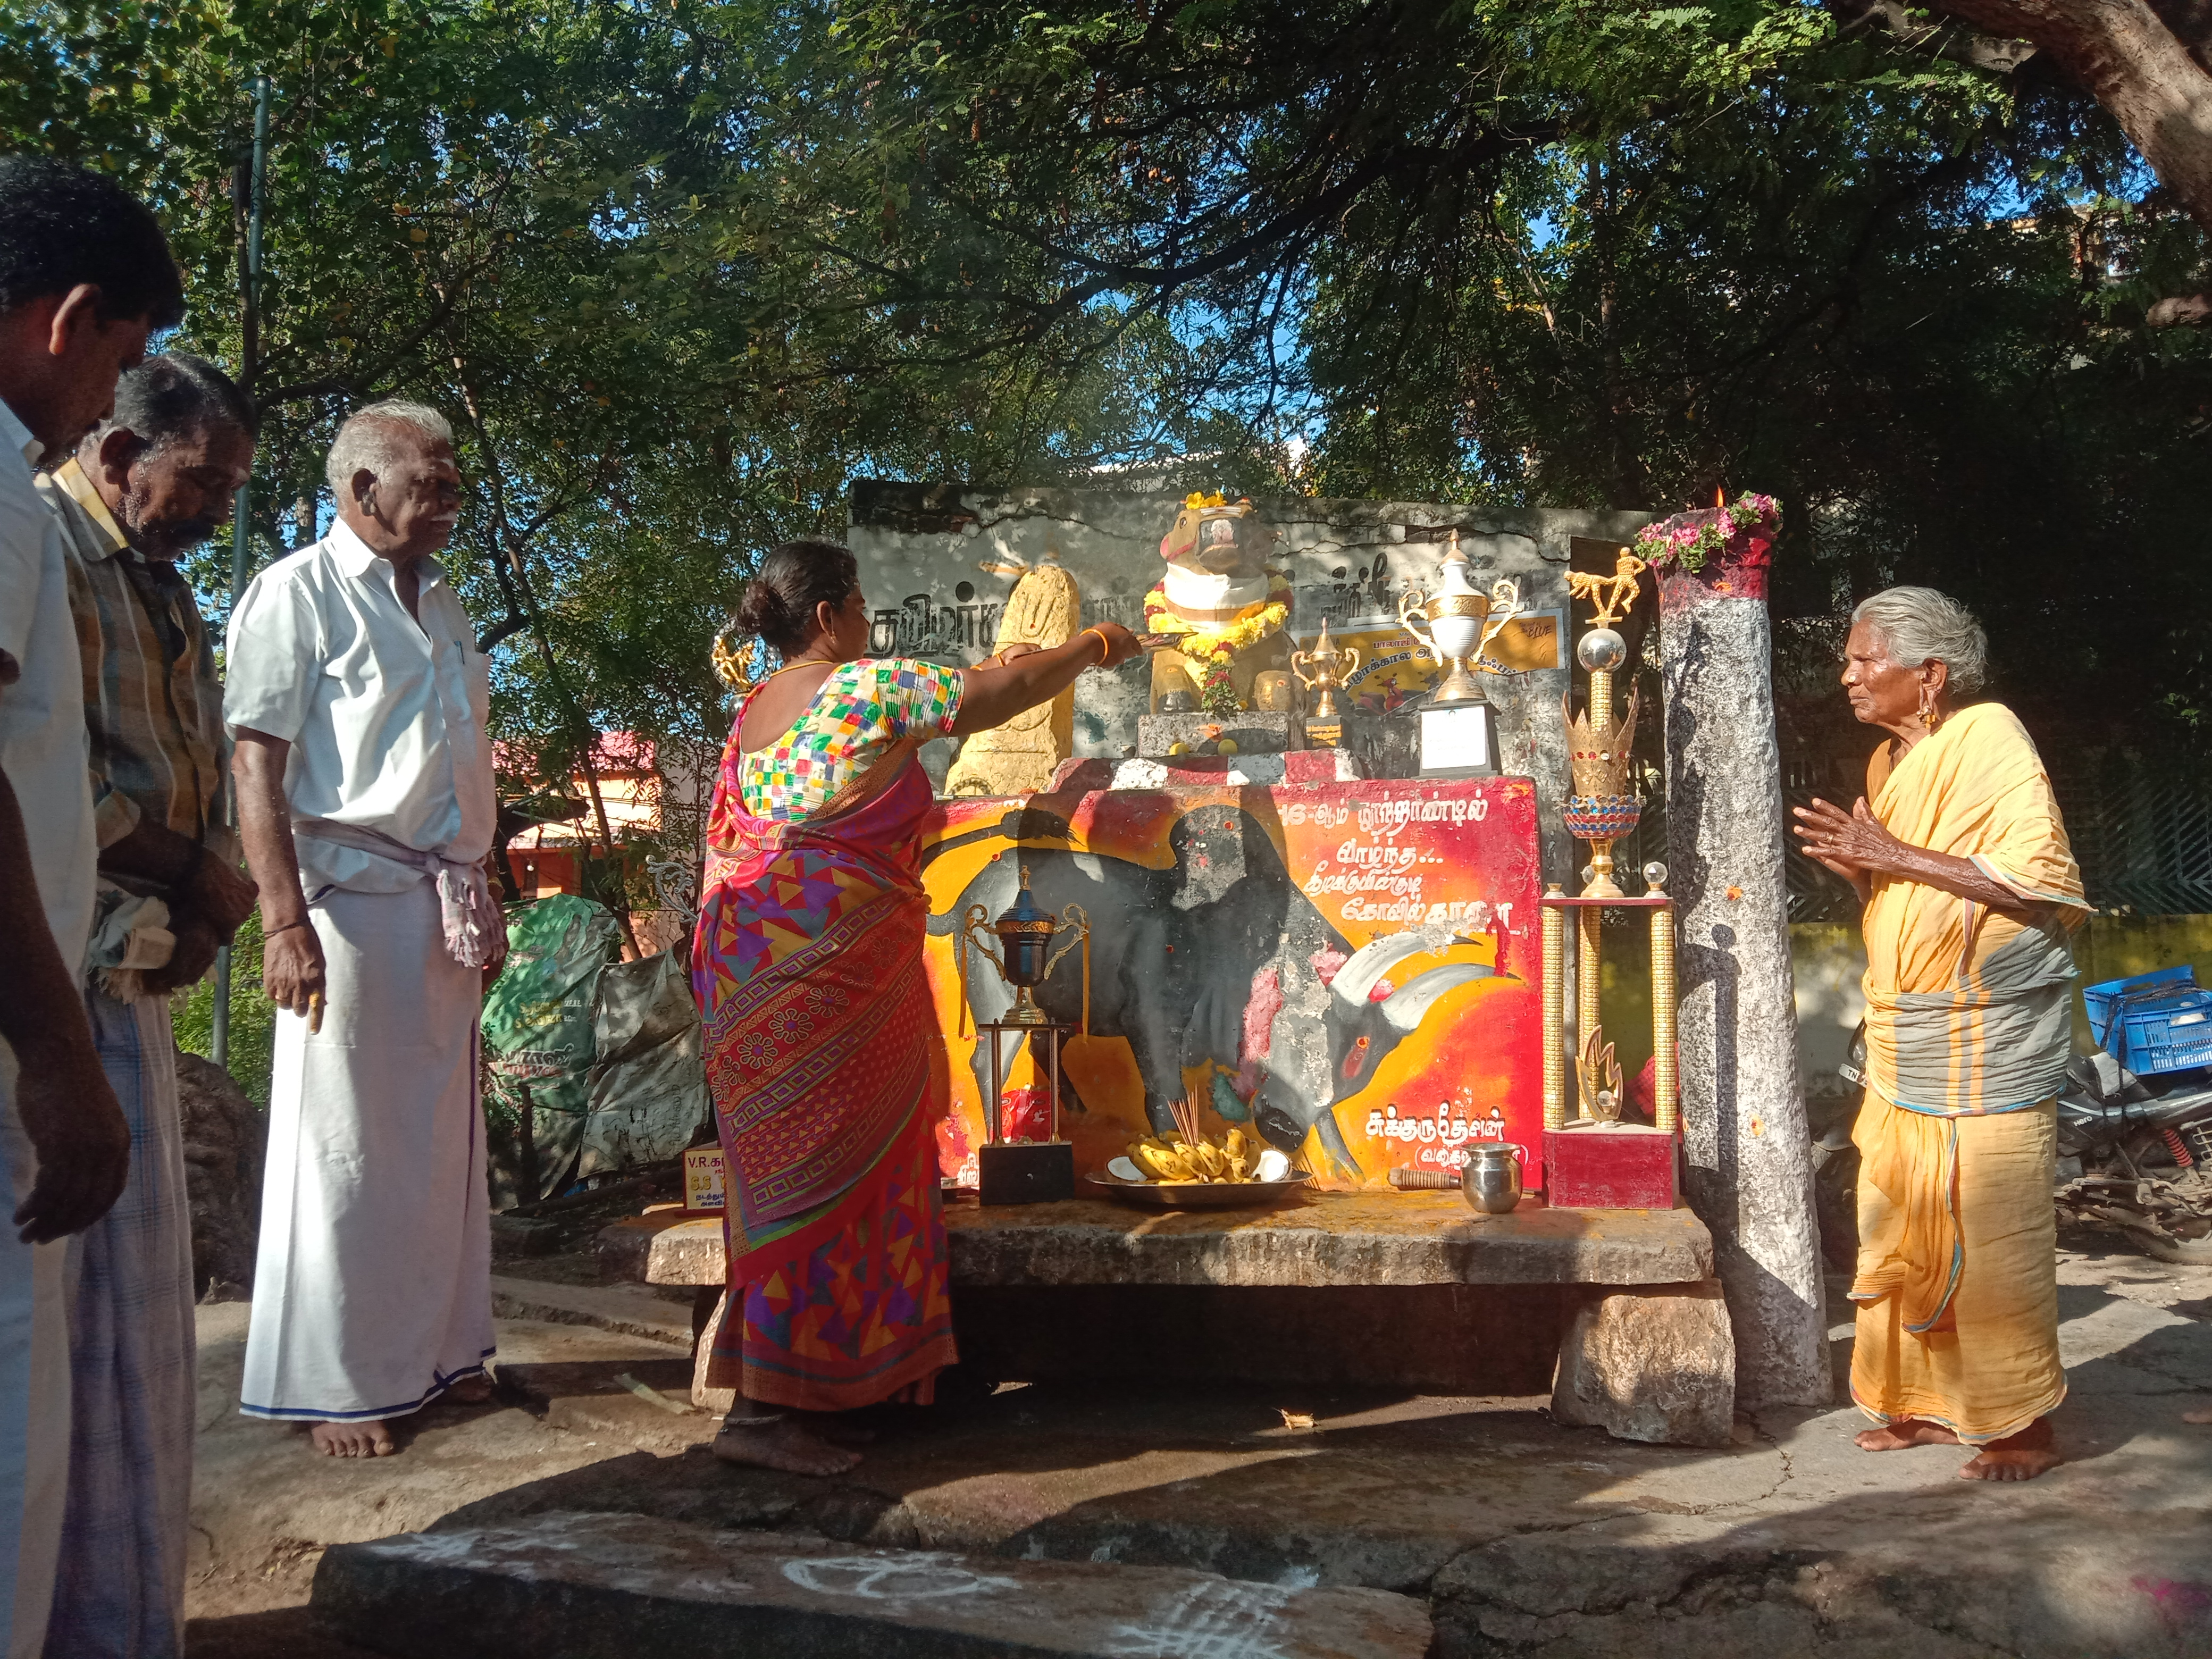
[598, 1193, 1735, 1446]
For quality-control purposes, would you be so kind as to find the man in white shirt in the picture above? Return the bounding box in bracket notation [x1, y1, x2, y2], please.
[227, 399, 504, 1458]
[0, 156, 177, 1659]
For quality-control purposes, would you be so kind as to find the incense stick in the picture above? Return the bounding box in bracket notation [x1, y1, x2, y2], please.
[1172, 1086, 1203, 1150]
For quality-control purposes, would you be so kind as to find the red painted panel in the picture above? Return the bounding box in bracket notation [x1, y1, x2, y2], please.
[918, 776, 1545, 1193]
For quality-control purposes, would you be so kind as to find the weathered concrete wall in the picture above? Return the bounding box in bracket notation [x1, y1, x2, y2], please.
[847, 482, 1649, 887]
[1791, 923, 1868, 1109]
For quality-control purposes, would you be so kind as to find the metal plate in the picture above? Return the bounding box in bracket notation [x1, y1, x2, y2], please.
[1083, 1174, 1313, 1211]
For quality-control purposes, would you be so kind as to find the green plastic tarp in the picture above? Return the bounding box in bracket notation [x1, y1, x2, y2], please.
[584, 946, 709, 1177]
[482, 894, 621, 1206]
[481, 894, 711, 1208]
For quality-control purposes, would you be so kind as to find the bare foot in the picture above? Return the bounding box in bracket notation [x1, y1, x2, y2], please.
[2184, 1408, 2212, 1425]
[445, 1375, 495, 1404]
[1855, 1418, 1959, 1452]
[1959, 1418, 2062, 1481]
[711, 1418, 861, 1477]
[311, 1419, 394, 1458]
[798, 1411, 876, 1447]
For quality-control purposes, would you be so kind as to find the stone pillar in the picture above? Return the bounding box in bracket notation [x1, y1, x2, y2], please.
[1650, 500, 1829, 1410]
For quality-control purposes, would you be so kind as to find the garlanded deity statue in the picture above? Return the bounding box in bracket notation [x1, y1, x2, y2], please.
[1143, 492, 1292, 716]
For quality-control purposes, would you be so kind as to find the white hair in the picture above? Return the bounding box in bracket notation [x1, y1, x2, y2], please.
[325, 398, 454, 501]
[1851, 585, 1989, 696]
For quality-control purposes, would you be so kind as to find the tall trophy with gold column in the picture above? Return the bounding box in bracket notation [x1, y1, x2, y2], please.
[1540, 551, 1680, 1210]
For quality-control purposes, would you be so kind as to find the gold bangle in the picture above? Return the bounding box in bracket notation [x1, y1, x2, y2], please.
[1080, 626, 1110, 666]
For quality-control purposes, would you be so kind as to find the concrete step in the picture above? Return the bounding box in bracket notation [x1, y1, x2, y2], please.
[312, 1509, 1434, 1659]
[488, 1273, 698, 1349]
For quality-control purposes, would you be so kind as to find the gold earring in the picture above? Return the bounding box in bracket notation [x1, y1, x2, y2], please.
[1919, 687, 1939, 730]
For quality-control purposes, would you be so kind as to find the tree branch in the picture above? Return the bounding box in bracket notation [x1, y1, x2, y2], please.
[1827, 0, 2041, 74]
[1919, 0, 2212, 236]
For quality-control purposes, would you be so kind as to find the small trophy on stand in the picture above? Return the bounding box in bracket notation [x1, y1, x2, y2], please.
[960, 868, 1091, 1204]
[1290, 618, 1360, 748]
[1400, 530, 1524, 776]
[1541, 549, 1679, 1210]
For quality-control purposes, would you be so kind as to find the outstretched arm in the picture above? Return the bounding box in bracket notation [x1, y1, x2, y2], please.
[951, 622, 1142, 735]
[1791, 797, 2037, 917]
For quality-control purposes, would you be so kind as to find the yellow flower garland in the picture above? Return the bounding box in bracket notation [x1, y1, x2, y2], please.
[1144, 572, 1292, 710]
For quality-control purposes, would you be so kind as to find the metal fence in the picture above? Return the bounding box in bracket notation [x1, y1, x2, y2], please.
[1621, 741, 2212, 924]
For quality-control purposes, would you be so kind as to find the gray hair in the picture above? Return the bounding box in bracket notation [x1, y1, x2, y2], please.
[325, 398, 454, 501]
[1851, 585, 1989, 696]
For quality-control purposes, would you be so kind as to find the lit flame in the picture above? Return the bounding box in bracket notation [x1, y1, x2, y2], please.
[1713, 487, 1726, 510]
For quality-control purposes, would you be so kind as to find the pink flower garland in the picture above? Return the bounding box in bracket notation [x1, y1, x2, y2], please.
[1633, 492, 1782, 579]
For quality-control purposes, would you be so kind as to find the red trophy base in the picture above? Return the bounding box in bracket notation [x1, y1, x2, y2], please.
[1544, 1122, 1678, 1211]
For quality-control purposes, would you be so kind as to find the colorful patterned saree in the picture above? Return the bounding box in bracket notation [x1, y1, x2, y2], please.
[690, 679, 959, 1410]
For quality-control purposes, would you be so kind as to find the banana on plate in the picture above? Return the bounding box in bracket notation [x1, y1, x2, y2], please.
[1126, 1125, 1267, 1184]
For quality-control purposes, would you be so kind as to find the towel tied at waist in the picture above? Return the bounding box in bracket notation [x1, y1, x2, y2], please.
[293, 817, 502, 969]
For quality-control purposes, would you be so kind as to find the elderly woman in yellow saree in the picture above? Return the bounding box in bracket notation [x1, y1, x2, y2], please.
[1794, 586, 2084, 1481]
[692, 539, 1139, 1477]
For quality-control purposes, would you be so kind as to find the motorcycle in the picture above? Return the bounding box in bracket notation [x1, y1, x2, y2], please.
[1809, 1024, 2212, 1269]
[2052, 1050, 2212, 1266]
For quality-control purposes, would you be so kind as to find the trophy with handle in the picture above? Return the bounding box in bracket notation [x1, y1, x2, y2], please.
[1398, 530, 1523, 775]
[1289, 618, 1360, 746]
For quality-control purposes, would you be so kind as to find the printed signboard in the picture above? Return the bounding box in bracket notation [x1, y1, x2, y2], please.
[916, 774, 1545, 1191]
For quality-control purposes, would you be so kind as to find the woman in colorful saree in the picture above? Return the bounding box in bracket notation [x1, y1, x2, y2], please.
[1793, 586, 2084, 1482]
[693, 539, 1141, 1476]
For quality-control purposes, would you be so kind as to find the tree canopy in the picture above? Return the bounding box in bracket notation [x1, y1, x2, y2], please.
[4, 0, 2207, 801]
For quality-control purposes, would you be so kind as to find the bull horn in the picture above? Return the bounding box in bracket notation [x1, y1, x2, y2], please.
[1377, 963, 1494, 1033]
[1329, 934, 1435, 1007]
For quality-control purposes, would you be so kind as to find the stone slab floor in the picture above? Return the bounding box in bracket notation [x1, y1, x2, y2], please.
[182, 1244, 2212, 1658]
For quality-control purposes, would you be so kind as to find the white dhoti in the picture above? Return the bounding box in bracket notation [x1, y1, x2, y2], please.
[46, 991, 194, 1659]
[241, 883, 494, 1421]
[0, 1048, 72, 1659]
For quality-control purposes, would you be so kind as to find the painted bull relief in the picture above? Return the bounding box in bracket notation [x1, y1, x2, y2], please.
[916, 776, 1545, 1191]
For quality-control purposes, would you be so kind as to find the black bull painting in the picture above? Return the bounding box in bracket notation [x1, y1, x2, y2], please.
[918, 787, 1534, 1180]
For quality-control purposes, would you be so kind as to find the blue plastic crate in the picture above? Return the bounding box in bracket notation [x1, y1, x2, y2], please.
[2082, 966, 2212, 1075]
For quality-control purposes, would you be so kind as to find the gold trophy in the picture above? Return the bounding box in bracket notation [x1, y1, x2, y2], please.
[1561, 550, 1647, 900]
[1399, 531, 1525, 706]
[1398, 530, 1523, 775]
[1290, 617, 1360, 746]
[959, 866, 1091, 1204]
[960, 867, 1091, 1028]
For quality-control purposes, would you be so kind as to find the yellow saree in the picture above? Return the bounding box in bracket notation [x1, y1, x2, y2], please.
[1850, 702, 2086, 1444]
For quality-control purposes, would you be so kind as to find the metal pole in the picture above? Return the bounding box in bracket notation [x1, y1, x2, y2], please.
[1540, 889, 1565, 1131]
[213, 72, 270, 1073]
[1649, 894, 1678, 1137]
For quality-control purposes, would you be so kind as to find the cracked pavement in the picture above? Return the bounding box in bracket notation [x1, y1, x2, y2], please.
[186, 1243, 2212, 1657]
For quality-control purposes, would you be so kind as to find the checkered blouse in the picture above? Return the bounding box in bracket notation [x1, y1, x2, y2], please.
[738, 658, 962, 821]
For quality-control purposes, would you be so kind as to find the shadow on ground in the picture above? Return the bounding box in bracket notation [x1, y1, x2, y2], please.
[188, 1244, 2212, 1659]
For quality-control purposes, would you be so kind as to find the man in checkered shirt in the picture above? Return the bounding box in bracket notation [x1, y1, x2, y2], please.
[38, 351, 261, 1656]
